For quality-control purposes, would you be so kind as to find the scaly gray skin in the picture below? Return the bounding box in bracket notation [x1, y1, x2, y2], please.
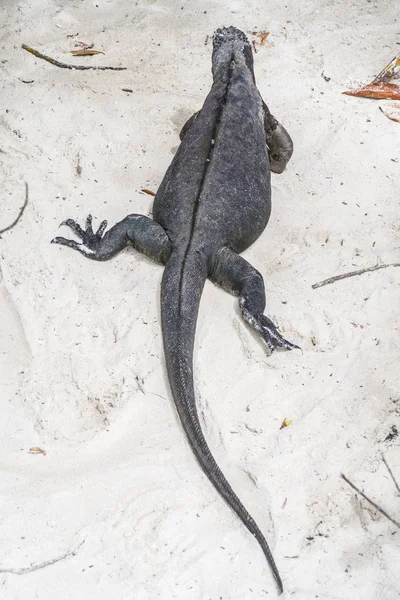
[52, 27, 298, 594]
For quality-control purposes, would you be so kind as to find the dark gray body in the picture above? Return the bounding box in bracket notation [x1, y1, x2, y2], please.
[153, 49, 270, 255]
[53, 27, 297, 595]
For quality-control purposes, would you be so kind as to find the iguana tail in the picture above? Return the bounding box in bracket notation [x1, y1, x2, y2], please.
[160, 250, 283, 594]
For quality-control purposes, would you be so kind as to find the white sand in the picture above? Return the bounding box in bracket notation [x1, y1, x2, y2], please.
[1, 1, 399, 598]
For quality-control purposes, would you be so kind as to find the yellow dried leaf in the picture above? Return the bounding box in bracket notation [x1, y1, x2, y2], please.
[280, 418, 292, 430]
[29, 446, 46, 455]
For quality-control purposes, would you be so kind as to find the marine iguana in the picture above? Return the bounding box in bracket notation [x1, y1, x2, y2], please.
[52, 26, 297, 594]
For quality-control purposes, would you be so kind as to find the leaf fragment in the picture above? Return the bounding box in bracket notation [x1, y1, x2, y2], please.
[343, 82, 400, 100]
[379, 103, 400, 123]
[280, 418, 292, 430]
[71, 49, 105, 56]
[29, 446, 46, 455]
[141, 188, 156, 197]
[252, 31, 270, 47]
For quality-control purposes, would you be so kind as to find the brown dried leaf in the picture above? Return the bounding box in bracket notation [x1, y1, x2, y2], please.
[259, 31, 270, 46]
[71, 49, 105, 56]
[343, 82, 400, 100]
[141, 188, 156, 197]
[379, 103, 400, 123]
[252, 31, 271, 47]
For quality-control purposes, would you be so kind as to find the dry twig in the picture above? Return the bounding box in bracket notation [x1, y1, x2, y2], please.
[312, 262, 400, 289]
[0, 182, 29, 235]
[382, 455, 400, 495]
[341, 473, 400, 529]
[22, 44, 126, 71]
[0, 540, 84, 575]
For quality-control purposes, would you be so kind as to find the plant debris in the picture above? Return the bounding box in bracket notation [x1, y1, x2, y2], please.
[28, 447, 46, 455]
[71, 49, 105, 56]
[0, 540, 84, 574]
[0, 182, 29, 235]
[382, 454, 400, 494]
[341, 466, 400, 529]
[280, 418, 292, 430]
[343, 52, 400, 120]
[141, 188, 156, 197]
[373, 52, 400, 83]
[73, 41, 94, 49]
[22, 44, 126, 71]
[312, 262, 400, 289]
[252, 31, 270, 47]
[379, 103, 400, 123]
[343, 82, 400, 100]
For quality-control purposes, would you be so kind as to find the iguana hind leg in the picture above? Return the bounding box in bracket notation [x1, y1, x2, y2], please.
[263, 102, 293, 174]
[210, 247, 299, 352]
[52, 214, 171, 264]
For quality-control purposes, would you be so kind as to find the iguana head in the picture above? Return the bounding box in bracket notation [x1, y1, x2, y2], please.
[212, 26, 255, 80]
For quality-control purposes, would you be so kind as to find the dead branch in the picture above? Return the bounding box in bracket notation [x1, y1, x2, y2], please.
[312, 262, 400, 289]
[22, 44, 126, 71]
[0, 182, 29, 235]
[341, 473, 400, 529]
[0, 540, 84, 575]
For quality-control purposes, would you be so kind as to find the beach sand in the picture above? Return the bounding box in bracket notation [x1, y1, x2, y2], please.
[1, 1, 399, 598]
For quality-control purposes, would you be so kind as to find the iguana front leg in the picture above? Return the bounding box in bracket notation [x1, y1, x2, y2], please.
[52, 214, 171, 264]
[263, 102, 294, 174]
[210, 247, 299, 352]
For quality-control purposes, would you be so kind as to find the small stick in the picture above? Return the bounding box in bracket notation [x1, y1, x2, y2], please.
[341, 473, 400, 529]
[312, 262, 400, 289]
[22, 44, 126, 71]
[0, 540, 84, 575]
[382, 455, 400, 495]
[0, 182, 29, 234]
